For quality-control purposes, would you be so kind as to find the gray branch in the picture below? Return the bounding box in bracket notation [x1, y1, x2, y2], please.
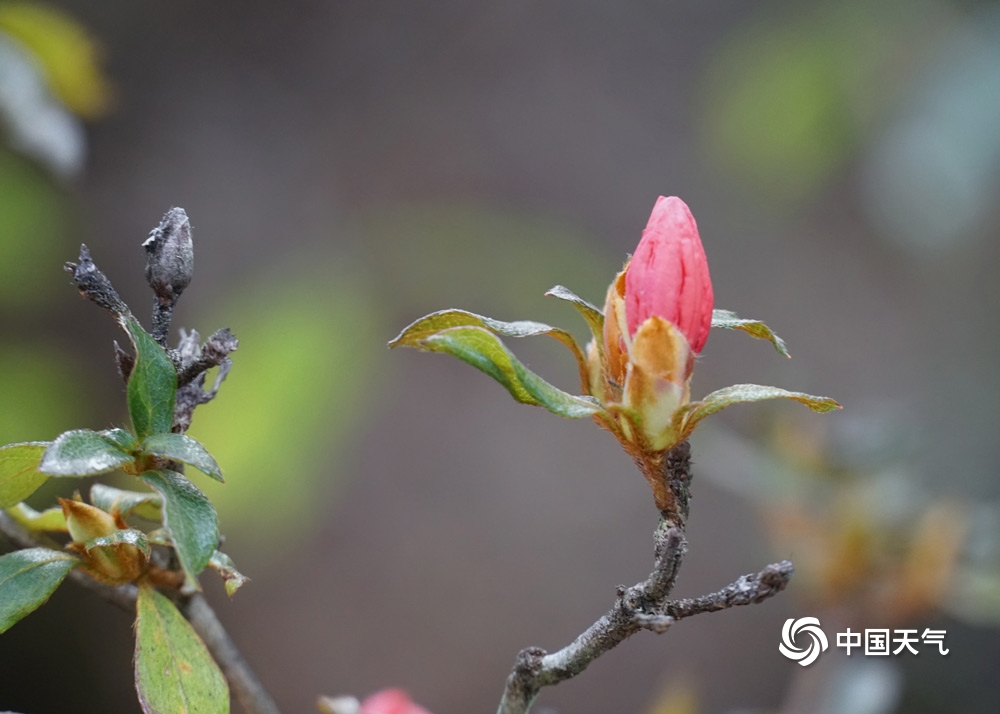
[66, 229, 238, 430]
[496, 442, 794, 714]
[65, 244, 130, 320]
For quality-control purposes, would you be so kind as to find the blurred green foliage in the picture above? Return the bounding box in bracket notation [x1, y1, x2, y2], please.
[700, 0, 942, 206]
[0, 344, 83, 445]
[0, 152, 67, 307]
[188, 270, 382, 555]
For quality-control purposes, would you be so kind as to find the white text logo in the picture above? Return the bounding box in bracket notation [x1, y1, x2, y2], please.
[778, 617, 829, 666]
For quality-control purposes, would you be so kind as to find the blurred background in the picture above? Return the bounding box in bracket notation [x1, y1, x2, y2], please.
[1, 1, 999, 712]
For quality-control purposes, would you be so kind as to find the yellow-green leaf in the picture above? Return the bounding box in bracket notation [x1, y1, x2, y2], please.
[134, 584, 229, 714]
[0, 442, 48, 508]
[207, 551, 249, 598]
[679, 383, 841, 439]
[401, 325, 602, 419]
[711, 309, 790, 357]
[90, 484, 162, 521]
[390, 308, 590, 393]
[5, 503, 68, 532]
[545, 284, 604, 344]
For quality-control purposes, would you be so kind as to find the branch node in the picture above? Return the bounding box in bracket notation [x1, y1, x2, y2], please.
[633, 613, 674, 634]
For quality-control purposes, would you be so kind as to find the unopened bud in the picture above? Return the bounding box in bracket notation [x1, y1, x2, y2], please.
[61, 498, 147, 584]
[61, 497, 117, 542]
[144, 207, 194, 304]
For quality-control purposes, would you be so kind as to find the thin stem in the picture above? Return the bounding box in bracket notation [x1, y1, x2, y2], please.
[151, 296, 178, 347]
[495, 442, 794, 714]
[0, 511, 283, 714]
[184, 594, 284, 714]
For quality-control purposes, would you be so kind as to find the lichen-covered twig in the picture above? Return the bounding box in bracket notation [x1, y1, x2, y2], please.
[65, 244, 130, 319]
[173, 327, 238, 432]
[144, 208, 194, 347]
[496, 442, 794, 714]
[66, 229, 238, 430]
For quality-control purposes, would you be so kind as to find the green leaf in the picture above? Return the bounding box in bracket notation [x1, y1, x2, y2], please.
[142, 433, 224, 483]
[207, 551, 249, 598]
[39, 429, 133, 477]
[0, 442, 49, 508]
[711, 309, 790, 357]
[90, 484, 162, 521]
[390, 308, 591, 393]
[0, 548, 77, 633]
[5, 503, 68, 531]
[101, 428, 141, 452]
[405, 325, 602, 419]
[124, 318, 178, 439]
[545, 284, 604, 344]
[85, 528, 151, 559]
[140, 470, 218, 584]
[134, 583, 229, 714]
[679, 383, 841, 438]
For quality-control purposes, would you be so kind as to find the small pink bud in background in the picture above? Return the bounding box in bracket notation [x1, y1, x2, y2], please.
[624, 196, 713, 353]
[359, 689, 433, 714]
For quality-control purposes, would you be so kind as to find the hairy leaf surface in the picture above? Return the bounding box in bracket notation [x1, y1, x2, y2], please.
[135, 584, 229, 714]
[0, 548, 77, 633]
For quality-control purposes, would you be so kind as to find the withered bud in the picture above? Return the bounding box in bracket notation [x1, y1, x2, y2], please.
[144, 207, 194, 304]
[65, 244, 128, 316]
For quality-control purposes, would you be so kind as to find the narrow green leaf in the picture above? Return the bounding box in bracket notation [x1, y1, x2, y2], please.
[134, 584, 229, 714]
[390, 308, 592, 393]
[39, 429, 133, 477]
[415, 326, 602, 419]
[0, 442, 49, 508]
[85, 528, 151, 559]
[101, 428, 141, 453]
[207, 551, 249, 598]
[90, 484, 162, 521]
[711, 309, 790, 357]
[125, 317, 178, 439]
[142, 433, 224, 483]
[140, 470, 218, 584]
[545, 284, 604, 344]
[5, 503, 68, 531]
[0, 548, 77, 633]
[679, 383, 841, 438]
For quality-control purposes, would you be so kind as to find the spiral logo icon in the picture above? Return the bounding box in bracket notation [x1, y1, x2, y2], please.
[779, 617, 828, 666]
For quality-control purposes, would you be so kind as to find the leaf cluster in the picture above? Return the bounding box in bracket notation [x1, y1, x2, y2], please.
[0, 249, 242, 713]
[390, 287, 838, 432]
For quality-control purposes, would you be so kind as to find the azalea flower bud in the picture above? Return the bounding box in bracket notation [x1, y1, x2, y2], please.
[60, 498, 147, 584]
[61, 497, 118, 543]
[600, 197, 714, 453]
[625, 196, 713, 353]
[358, 689, 433, 714]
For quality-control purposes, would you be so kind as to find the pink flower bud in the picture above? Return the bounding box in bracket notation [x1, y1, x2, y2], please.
[624, 196, 713, 353]
[359, 689, 433, 714]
